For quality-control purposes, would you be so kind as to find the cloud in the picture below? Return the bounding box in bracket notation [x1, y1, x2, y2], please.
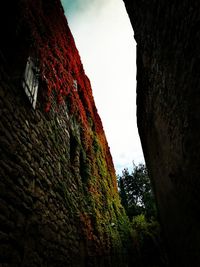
[62, 0, 108, 19]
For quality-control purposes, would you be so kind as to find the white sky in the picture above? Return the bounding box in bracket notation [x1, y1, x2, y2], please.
[61, 0, 144, 174]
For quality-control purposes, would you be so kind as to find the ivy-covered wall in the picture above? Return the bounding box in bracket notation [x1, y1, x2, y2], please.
[0, 1, 131, 266]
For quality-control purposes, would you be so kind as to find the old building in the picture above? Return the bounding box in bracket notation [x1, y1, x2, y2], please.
[0, 1, 131, 266]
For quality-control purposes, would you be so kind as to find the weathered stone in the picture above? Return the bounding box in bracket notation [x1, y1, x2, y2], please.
[0, 1, 131, 266]
[123, 0, 200, 266]
[0, 215, 15, 232]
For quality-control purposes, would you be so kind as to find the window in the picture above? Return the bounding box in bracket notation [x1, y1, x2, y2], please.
[73, 79, 78, 91]
[22, 57, 39, 109]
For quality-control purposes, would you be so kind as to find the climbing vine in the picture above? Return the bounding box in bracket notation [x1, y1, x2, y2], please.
[15, 0, 132, 257]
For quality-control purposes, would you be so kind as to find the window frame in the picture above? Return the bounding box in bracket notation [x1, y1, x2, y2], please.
[22, 56, 39, 109]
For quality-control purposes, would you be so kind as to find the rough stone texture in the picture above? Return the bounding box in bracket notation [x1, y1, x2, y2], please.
[123, 0, 200, 266]
[0, 1, 131, 266]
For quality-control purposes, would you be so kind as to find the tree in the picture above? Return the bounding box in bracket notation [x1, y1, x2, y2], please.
[118, 163, 156, 220]
[118, 175, 128, 211]
[118, 164, 169, 266]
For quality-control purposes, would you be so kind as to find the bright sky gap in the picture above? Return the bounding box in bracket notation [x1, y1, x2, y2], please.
[61, 0, 144, 174]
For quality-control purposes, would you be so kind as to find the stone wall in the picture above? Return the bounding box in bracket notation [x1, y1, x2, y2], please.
[123, 1, 200, 266]
[0, 1, 131, 266]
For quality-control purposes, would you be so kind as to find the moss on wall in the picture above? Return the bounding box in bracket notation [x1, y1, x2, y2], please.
[0, 0, 132, 266]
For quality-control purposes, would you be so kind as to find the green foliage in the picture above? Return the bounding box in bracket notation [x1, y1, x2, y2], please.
[79, 148, 91, 184]
[92, 135, 100, 153]
[118, 163, 169, 266]
[131, 215, 169, 266]
[56, 180, 77, 214]
[118, 163, 156, 220]
[118, 176, 128, 211]
[132, 214, 160, 245]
